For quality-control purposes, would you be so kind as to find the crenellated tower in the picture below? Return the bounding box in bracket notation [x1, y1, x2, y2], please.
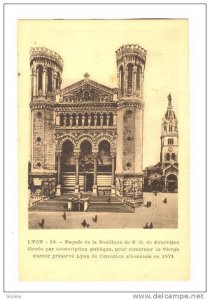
[29, 47, 63, 195]
[115, 44, 147, 206]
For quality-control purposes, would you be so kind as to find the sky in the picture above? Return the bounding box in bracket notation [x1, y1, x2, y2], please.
[18, 19, 188, 168]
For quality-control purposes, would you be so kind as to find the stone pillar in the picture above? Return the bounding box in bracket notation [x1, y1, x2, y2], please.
[113, 113, 117, 126]
[92, 152, 98, 196]
[94, 114, 97, 126]
[117, 72, 120, 94]
[63, 115, 67, 126]
[32, 71, 37, 97]
[100, 114, 103, 127]
[111, 153, 116, 195]
[55, 113, 60, 125]
[164, 177, 167, 192]
[69, 115, 72, 126]
[123, 68, 127, 96]
[75, 152, 80, 194]
[76, 115, 79, 127]
[88, 115, 91, 126]
[56, 153, 62, 196]
[53, 72, 57, 91]
[107, 115, 110, 126]
[133, 66, 137, 96]
[83, 198, 89, 211]
[42, 68, 47, 96]
[82, 115, 85, 127]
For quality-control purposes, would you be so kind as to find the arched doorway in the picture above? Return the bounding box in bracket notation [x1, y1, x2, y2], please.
[166, 174, 178, 192]
[97, 140, 112, 195]
[61, 140, 75, 172]
[98, 141, 112, 172]
[72, 200, 84, 212]
[80, 141, 93, 192]
[61, 140, 75, 193]
[151, 179, 161, 192]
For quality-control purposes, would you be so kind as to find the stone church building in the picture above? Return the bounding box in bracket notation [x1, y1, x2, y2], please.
[29, 44, 147, 207]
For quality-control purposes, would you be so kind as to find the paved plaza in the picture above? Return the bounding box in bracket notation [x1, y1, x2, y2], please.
[28, 192, 178, 229]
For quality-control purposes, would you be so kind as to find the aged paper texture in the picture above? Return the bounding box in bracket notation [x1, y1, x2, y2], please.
[18, 19, 189, 281]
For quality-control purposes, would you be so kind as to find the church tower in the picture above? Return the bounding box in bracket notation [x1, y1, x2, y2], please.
[29, 47, 63, 196]
[115, 44, 147, 206]
[160, 94, 179, 192]
[160, 94, 178, 167]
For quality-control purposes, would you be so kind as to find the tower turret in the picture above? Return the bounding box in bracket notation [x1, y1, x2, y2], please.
[116, 44, 146, 98]
[30, 47, 63, 99]
[115, 44, 147, 206]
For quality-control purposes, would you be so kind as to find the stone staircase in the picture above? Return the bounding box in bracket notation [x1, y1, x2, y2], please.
[29, 193, 133, 213]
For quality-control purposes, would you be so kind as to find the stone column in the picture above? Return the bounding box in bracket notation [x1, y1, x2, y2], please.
[117, 71, 120, 94]
[111, 153, 116, 195]
[42, 68, 47, 96]
[94, 114, 97, 126]
[123, 68, 127, 96]
[88, 115, 91, 126]
[55, 113, 60, 126]
[82, 115, 85, 127]
[56, 153, 62, 196]
[63, 115, 67, 126]
[53, 72, 57, 91]
[76, 115, 79, 127]
[164, 177, 167, 192]
[113, 113, 117, 126]
[32, 71, 37, 97]
[107, 115, 110, 126]
[74, 152, 80, 194]
[92, 152, 98, 196]
[69, 115, 72, 127]
[133, 66, 137, 96]
[100, 115, 103, 127]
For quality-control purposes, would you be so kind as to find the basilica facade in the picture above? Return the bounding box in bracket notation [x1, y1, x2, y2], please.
[29, 44, 147, 206]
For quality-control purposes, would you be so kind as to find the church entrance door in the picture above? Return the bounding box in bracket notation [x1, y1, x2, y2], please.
[85, 174, 93, 192]
[166, 174, 178, 192]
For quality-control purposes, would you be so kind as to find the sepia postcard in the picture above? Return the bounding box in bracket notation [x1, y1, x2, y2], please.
[18, 19, 189, 281]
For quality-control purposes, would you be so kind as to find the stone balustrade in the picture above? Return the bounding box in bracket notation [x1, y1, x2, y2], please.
[55, 112, 117, 127]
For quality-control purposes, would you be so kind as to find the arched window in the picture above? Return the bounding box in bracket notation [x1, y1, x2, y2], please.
[90, 113, 95, 126]
[47, 68, 53, 92]
[136, 65, 141, 90]
[84, 113, 89, 126]
[98, 140, 112, 172]
[72, 113, 76, 126]
[166, 153, 170, 161]
[78, 114, 82, 126]
[171, 153, 176, 160]
[127, 63, 133, 93]
[80, 141, 93, 172]
[109, 113, 113, 126]
[56, 72, 60, 89]
[103, 113, 107, 126]
[66, 114, 70, 126]
[37, 65, 43, 91]
[61, 140, 75, 172]
[60, 114, 64, 126]
[168, 138, 174, 145]
[119, 65, 124, 96]
[97, 113, 101, 126]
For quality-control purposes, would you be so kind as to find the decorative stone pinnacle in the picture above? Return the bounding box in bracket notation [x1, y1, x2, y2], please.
[167, 93, 172, 108]
[84, 72, 90, 80]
